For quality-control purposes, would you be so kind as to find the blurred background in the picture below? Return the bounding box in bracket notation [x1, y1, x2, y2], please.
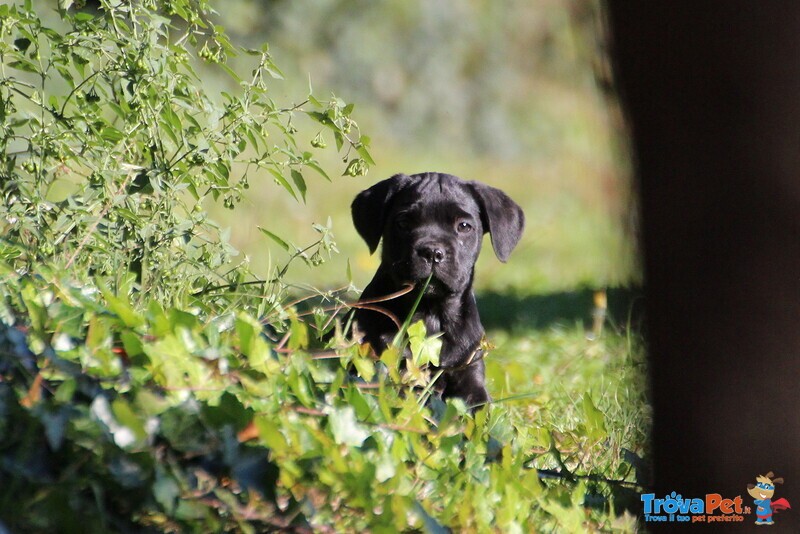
[207, 0, 639, 299]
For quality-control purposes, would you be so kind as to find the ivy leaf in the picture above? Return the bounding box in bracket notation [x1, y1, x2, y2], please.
[328, 405, 369, 447]
[380, 346, 401, 382]
[352, 354, 375, 382]
[408, 320, 441, 367]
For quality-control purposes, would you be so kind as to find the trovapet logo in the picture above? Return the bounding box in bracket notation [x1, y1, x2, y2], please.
[641, 492, 749, 524]
[641, 472, 791, 526]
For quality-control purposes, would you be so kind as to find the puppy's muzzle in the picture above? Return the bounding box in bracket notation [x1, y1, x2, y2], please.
[415, 241, 447, 264]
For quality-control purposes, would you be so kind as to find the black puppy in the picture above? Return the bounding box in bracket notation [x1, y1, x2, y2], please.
[351, 172, 525, 407]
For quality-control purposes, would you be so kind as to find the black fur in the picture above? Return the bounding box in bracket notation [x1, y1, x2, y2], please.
[351, 172, 524, 407]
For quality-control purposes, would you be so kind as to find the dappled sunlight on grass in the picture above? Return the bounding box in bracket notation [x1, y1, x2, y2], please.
[474, 287, 649, 528]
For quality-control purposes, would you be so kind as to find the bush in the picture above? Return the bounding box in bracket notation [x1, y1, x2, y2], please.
[0, 0, 370, 309]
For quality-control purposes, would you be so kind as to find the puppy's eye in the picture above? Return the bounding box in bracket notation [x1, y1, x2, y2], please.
[395, 216, 410, 231]
[456, 221, 473, 233]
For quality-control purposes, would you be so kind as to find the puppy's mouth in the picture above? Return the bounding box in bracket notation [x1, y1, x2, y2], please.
[392, 260, 450, 292]
[418, 276, 447, 295]
[412, 269, 454, 296]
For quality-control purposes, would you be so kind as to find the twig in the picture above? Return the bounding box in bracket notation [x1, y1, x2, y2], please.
[275, 330, 291, 351]
[192, 238, 325, 297]
[265, 283, 415, 330]
[348, 303, 401, 330]
[283, 403, 430, 435]
[65, 170, 136, 269]
[535, 468, 645, 490]
[192, 279, 270, 296]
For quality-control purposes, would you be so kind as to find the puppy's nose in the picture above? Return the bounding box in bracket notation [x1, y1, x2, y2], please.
[417, 244, 446, 264]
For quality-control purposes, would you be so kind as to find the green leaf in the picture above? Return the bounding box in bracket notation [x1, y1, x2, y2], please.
[306, 161, 332, 182]
[380, 346, 401, 382]
[85, 315, 110, 350]
[437, 399, 467, 434]
[111, 398, 147, 443]
[258, 227, 289, 252]
[582, 393, 607, 441]
[8, 60, 38, 73]
[288, 315, 309, 350]
[219, 62, 242, 83]
[120, 330, 144, 358]
[408, 320, 441, 367]
[263, 57, 284, 79]
[153, 471, 181, 514]
[20, 285, 48, 333]
[255, 417, 290, 454]
[352, 354, 375, 382]
[100, 286, 144, 328]
[101, 126, 125, 143]
[73, 12, 96, 22]
[175, 500, 209, 521]
[328, 406, 369, 447]
[290, 169, 307, 202]
[356, 143, 376, 166]
[287, 367, 313, 406]
[267, 168, 298, 200]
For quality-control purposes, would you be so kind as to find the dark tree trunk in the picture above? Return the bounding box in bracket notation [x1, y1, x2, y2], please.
[607, 2, 800, 530]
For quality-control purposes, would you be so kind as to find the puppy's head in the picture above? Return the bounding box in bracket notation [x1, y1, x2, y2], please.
[352, 172, 525, 295]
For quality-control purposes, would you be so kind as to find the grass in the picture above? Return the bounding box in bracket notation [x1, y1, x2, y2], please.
[482, 290, 648, 530]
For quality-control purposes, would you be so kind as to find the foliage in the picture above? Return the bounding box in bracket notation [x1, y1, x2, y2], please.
[0, 0, 371, 308]
[0, 0, 647, 531]
[0, 269, 645, 532]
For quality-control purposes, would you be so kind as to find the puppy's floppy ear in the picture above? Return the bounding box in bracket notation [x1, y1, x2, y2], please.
[351, 173, 414, 254]
[469, 182, 525, 262]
